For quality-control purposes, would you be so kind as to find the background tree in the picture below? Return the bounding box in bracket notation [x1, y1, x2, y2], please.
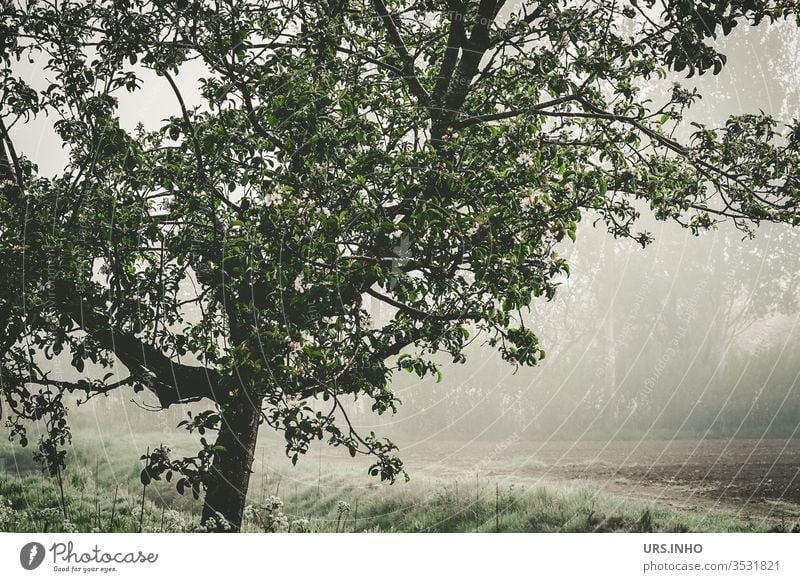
[3, 0, 800, 531]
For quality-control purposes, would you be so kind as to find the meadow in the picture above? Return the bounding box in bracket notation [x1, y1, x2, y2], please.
[1, 431, 797, 533]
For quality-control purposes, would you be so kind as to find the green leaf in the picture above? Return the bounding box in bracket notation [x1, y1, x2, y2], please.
[340, 96, 354, 116]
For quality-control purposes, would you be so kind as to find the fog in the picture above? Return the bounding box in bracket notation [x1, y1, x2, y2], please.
[11, 19, 800, 450]
[376, 21, 800, 444]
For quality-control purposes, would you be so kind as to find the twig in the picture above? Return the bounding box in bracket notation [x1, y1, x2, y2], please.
[95, 456, 100, 530]
[260, 448, 267, 505]
[109, 484, 119, 532]
[495, 482, 500, 533]
[317, 444, 322, 499]
[56, 467, 68, 521]
[474, 472, 479, 533]
[139, 448, 148, 533]
[139, 482, 147, 533]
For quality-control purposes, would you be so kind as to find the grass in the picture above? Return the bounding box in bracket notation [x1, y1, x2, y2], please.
[0, 432, 788, 533]
[274, 473, 779, 533]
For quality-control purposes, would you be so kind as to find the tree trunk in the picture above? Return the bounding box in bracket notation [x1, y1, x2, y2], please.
[201, 391, 261, 532]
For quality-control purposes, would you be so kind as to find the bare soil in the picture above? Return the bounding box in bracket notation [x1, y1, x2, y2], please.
[398, 438, 800, 524]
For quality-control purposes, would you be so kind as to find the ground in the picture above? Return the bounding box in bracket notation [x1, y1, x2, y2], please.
[392, 438, 800, 527]
[1, 432, 798, 532]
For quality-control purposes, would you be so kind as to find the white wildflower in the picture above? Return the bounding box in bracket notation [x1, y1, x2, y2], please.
[244, 496, 289, 532]
[264, 496, 284, 511]
[243, 505, 258, 521]
[193, 512, 232, 532]
[161, 509, 188, 533]
[291, 518, 311, 533]
[30, 507, 61, 529]
[269, 513, 289, 532]
[0, 497, 23, 530]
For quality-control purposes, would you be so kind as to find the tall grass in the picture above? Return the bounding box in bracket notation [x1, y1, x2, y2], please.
[0, 468, 785, 533]
[1, 434, 795, 533]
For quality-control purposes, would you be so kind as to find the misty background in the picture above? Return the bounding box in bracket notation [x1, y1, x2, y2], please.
[9, 17, 800, 458]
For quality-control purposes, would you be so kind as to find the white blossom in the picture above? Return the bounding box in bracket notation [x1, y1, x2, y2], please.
[516, 152, 534, 165]
[520, 190, 540, 209]
[265, 190, 284, 206]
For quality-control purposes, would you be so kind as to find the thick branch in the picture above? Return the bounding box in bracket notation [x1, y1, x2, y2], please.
[54, 283, 226, 408]
[0, 117, 24, 202]
[431, 5, 465, 114]
[437, 0, 503, 133]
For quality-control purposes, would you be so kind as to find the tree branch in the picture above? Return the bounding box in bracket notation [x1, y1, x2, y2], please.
[366, 287, 480, 321]
[161, 70, 241, 214]
[0, 117, 24, 202]
[431, 5, 465, 114]
[454, 94, 580, 129]
[438, 0, 504, 130]
[371, 0, 431, 104]
[54, 282, 227, 408]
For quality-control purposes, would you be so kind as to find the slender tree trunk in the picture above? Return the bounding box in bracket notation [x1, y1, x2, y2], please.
[201, 391, 261, 532]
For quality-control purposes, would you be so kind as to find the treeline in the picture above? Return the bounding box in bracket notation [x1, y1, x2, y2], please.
[367, 222, 800, 442]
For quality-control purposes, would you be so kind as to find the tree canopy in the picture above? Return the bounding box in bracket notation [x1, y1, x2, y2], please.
[2, 0, 800, 530]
